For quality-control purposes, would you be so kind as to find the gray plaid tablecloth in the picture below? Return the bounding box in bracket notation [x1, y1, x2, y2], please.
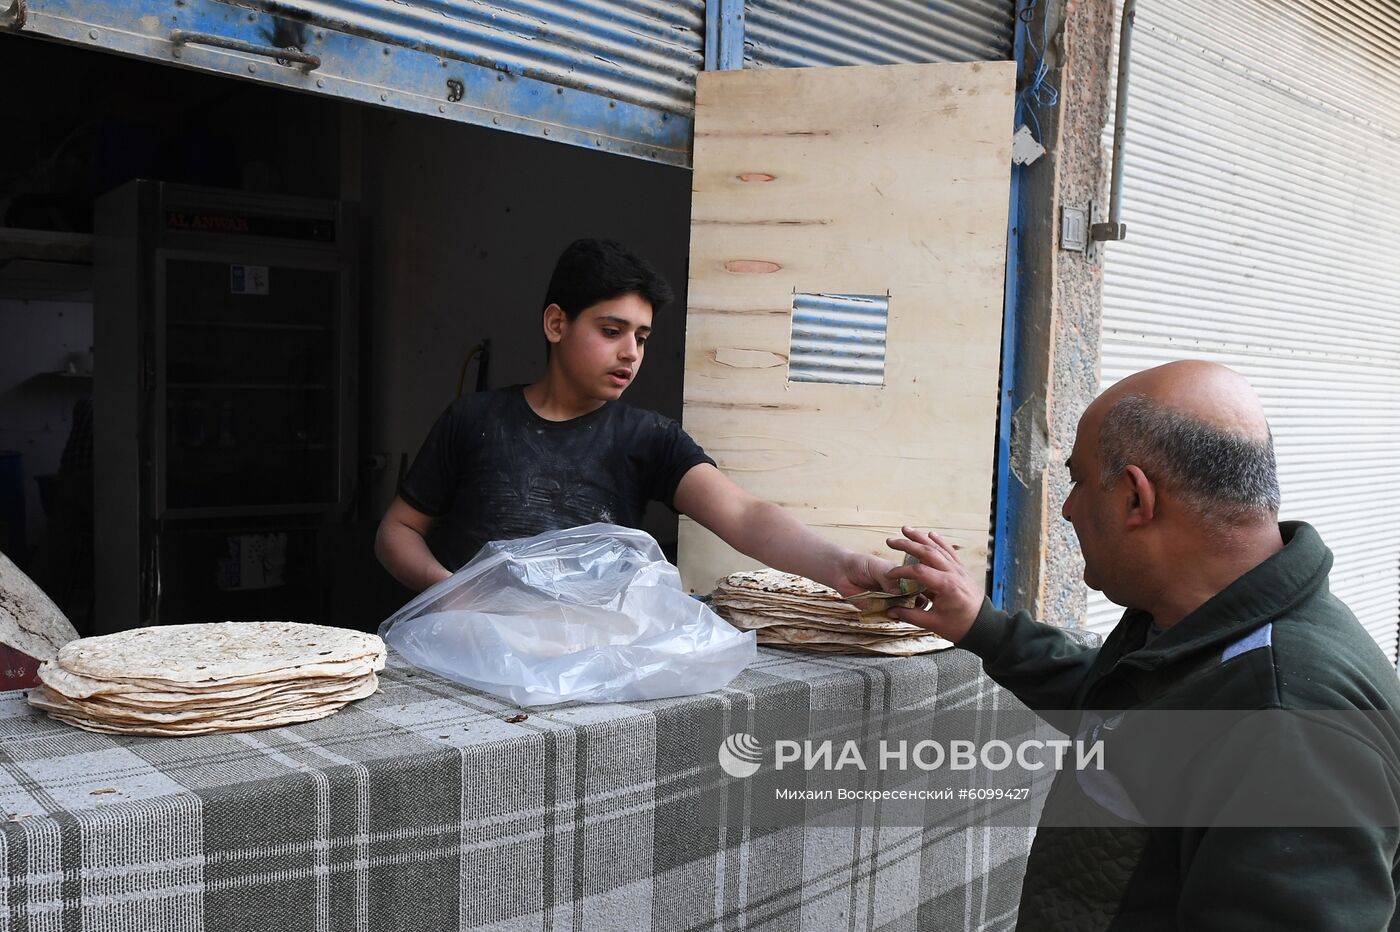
[0, 648, 1031, 932]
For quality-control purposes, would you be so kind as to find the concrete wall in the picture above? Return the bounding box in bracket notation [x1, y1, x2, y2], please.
[1006, 0, 1117, 626]
[356, 109, 694, 546]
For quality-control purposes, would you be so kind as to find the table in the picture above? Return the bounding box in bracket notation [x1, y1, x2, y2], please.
[0, 648, 1031, 931]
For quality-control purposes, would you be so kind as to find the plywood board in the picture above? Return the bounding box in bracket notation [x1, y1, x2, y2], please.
[679, 61, 1014, 594]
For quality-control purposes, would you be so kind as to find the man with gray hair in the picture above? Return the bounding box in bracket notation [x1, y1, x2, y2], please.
[886, 361, 1400, 930]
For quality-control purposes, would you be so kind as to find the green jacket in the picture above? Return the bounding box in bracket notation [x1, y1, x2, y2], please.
[961, 522, 1400, 931]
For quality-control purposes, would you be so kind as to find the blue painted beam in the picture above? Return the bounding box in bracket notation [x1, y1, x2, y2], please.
[990, 0, 1031, 609]
[705, 0, 745, 71]
[20, 0, 693, 165]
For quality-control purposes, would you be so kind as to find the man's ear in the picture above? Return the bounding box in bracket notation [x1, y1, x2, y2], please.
[1122, 464, 1156, 528]
[542, 303, 567, 345]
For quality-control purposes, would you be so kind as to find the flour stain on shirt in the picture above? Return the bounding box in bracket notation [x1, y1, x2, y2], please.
[400, 387, 714, 568]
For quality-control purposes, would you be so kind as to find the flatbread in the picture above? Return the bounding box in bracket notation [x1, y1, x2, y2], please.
[717, 607, 924, 636]
[717, 568, 838, 598]
[39, 656, 381, 699]
[713, 571, 916, 613]
[757, 625, 915, 647]
[760, 634, 953, 656]
[55, 622, 385, 686]
[35, 701, 353, 737]
[89, 675, 362, 709]
[67, 676, 379, 718]
[712, 569, 947, 658]
[0, 550, 79, 661]
[29, 622, 386, 738]
[714, 595, 863, 615]
[28, 674, 377, 725]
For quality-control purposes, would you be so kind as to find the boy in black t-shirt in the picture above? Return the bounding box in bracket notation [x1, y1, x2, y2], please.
[375, 238, 895, 597]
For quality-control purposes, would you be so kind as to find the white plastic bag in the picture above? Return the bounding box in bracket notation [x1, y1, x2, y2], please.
[378, 523, 756, 707]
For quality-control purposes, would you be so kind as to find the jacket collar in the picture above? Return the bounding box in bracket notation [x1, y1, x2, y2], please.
[1112, 521, 1331, 671]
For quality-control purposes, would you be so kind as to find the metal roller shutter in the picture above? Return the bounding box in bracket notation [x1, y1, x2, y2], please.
[743, 0, 1014, 68]
[1086, 0, 1400, 662]
[6, 0, 704, 164]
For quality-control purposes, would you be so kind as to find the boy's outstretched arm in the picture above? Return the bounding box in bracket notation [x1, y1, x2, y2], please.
[375, 496, 453, 592]
[673, 464, 896, 596]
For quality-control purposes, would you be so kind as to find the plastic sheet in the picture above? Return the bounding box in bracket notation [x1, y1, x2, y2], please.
[379, 523, 756, 707]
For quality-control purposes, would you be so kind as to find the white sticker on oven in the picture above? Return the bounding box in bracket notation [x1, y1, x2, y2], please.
[230, 265, 269, 295]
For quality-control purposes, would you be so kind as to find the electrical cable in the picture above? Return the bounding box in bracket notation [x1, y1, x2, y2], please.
[1016, 0, 1061, 145]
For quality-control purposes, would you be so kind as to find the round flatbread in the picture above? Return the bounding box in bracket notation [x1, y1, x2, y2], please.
[0, 550, 79, 661]
[717, 569, 838, 598]
[64, 675, 378, 719]
[90, 675, 364, 709]
[717, 606, 925, 636]
[28, 674, 378, 725]
[757, 625, 915, 647]
[758, 634, 953, 657]
[713, 570, 917, 615]
[54, 622, 385, 687]
[35, 700, 355, 737]
[39, 655, 380, 699]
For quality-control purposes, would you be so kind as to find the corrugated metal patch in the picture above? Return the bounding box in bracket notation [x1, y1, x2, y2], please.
[744, 0, 1014, 68]
[788, 293, 888, 386]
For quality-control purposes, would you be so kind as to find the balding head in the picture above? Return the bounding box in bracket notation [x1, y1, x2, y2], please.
[1093, 360, 1271, 439]
[1090, 361, 1280, 525]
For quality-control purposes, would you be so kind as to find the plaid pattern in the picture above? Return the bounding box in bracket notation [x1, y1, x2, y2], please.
[0, 649, 1030, 931]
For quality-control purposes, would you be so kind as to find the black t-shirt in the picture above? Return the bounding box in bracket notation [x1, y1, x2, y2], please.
[399, 386, 715, 570]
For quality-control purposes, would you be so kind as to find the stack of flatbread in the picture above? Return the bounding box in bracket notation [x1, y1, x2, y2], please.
[27, 622, 385, 737]
[710, 569, 953, 656]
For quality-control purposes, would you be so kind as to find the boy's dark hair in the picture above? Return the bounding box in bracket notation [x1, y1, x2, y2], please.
[542, 238, 674, 320]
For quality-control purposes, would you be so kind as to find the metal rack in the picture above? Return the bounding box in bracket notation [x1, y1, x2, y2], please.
[93, 181, 357, 632]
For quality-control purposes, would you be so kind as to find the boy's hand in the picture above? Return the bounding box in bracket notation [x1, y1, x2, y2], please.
[828, 551, 899, 599]
[883, 527, 982, 643]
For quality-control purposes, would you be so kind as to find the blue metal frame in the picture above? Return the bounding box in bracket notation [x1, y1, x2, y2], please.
[705, 0, 745, 70]
[19, 0, 693, 164]
[990, 0, 1031, 608]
